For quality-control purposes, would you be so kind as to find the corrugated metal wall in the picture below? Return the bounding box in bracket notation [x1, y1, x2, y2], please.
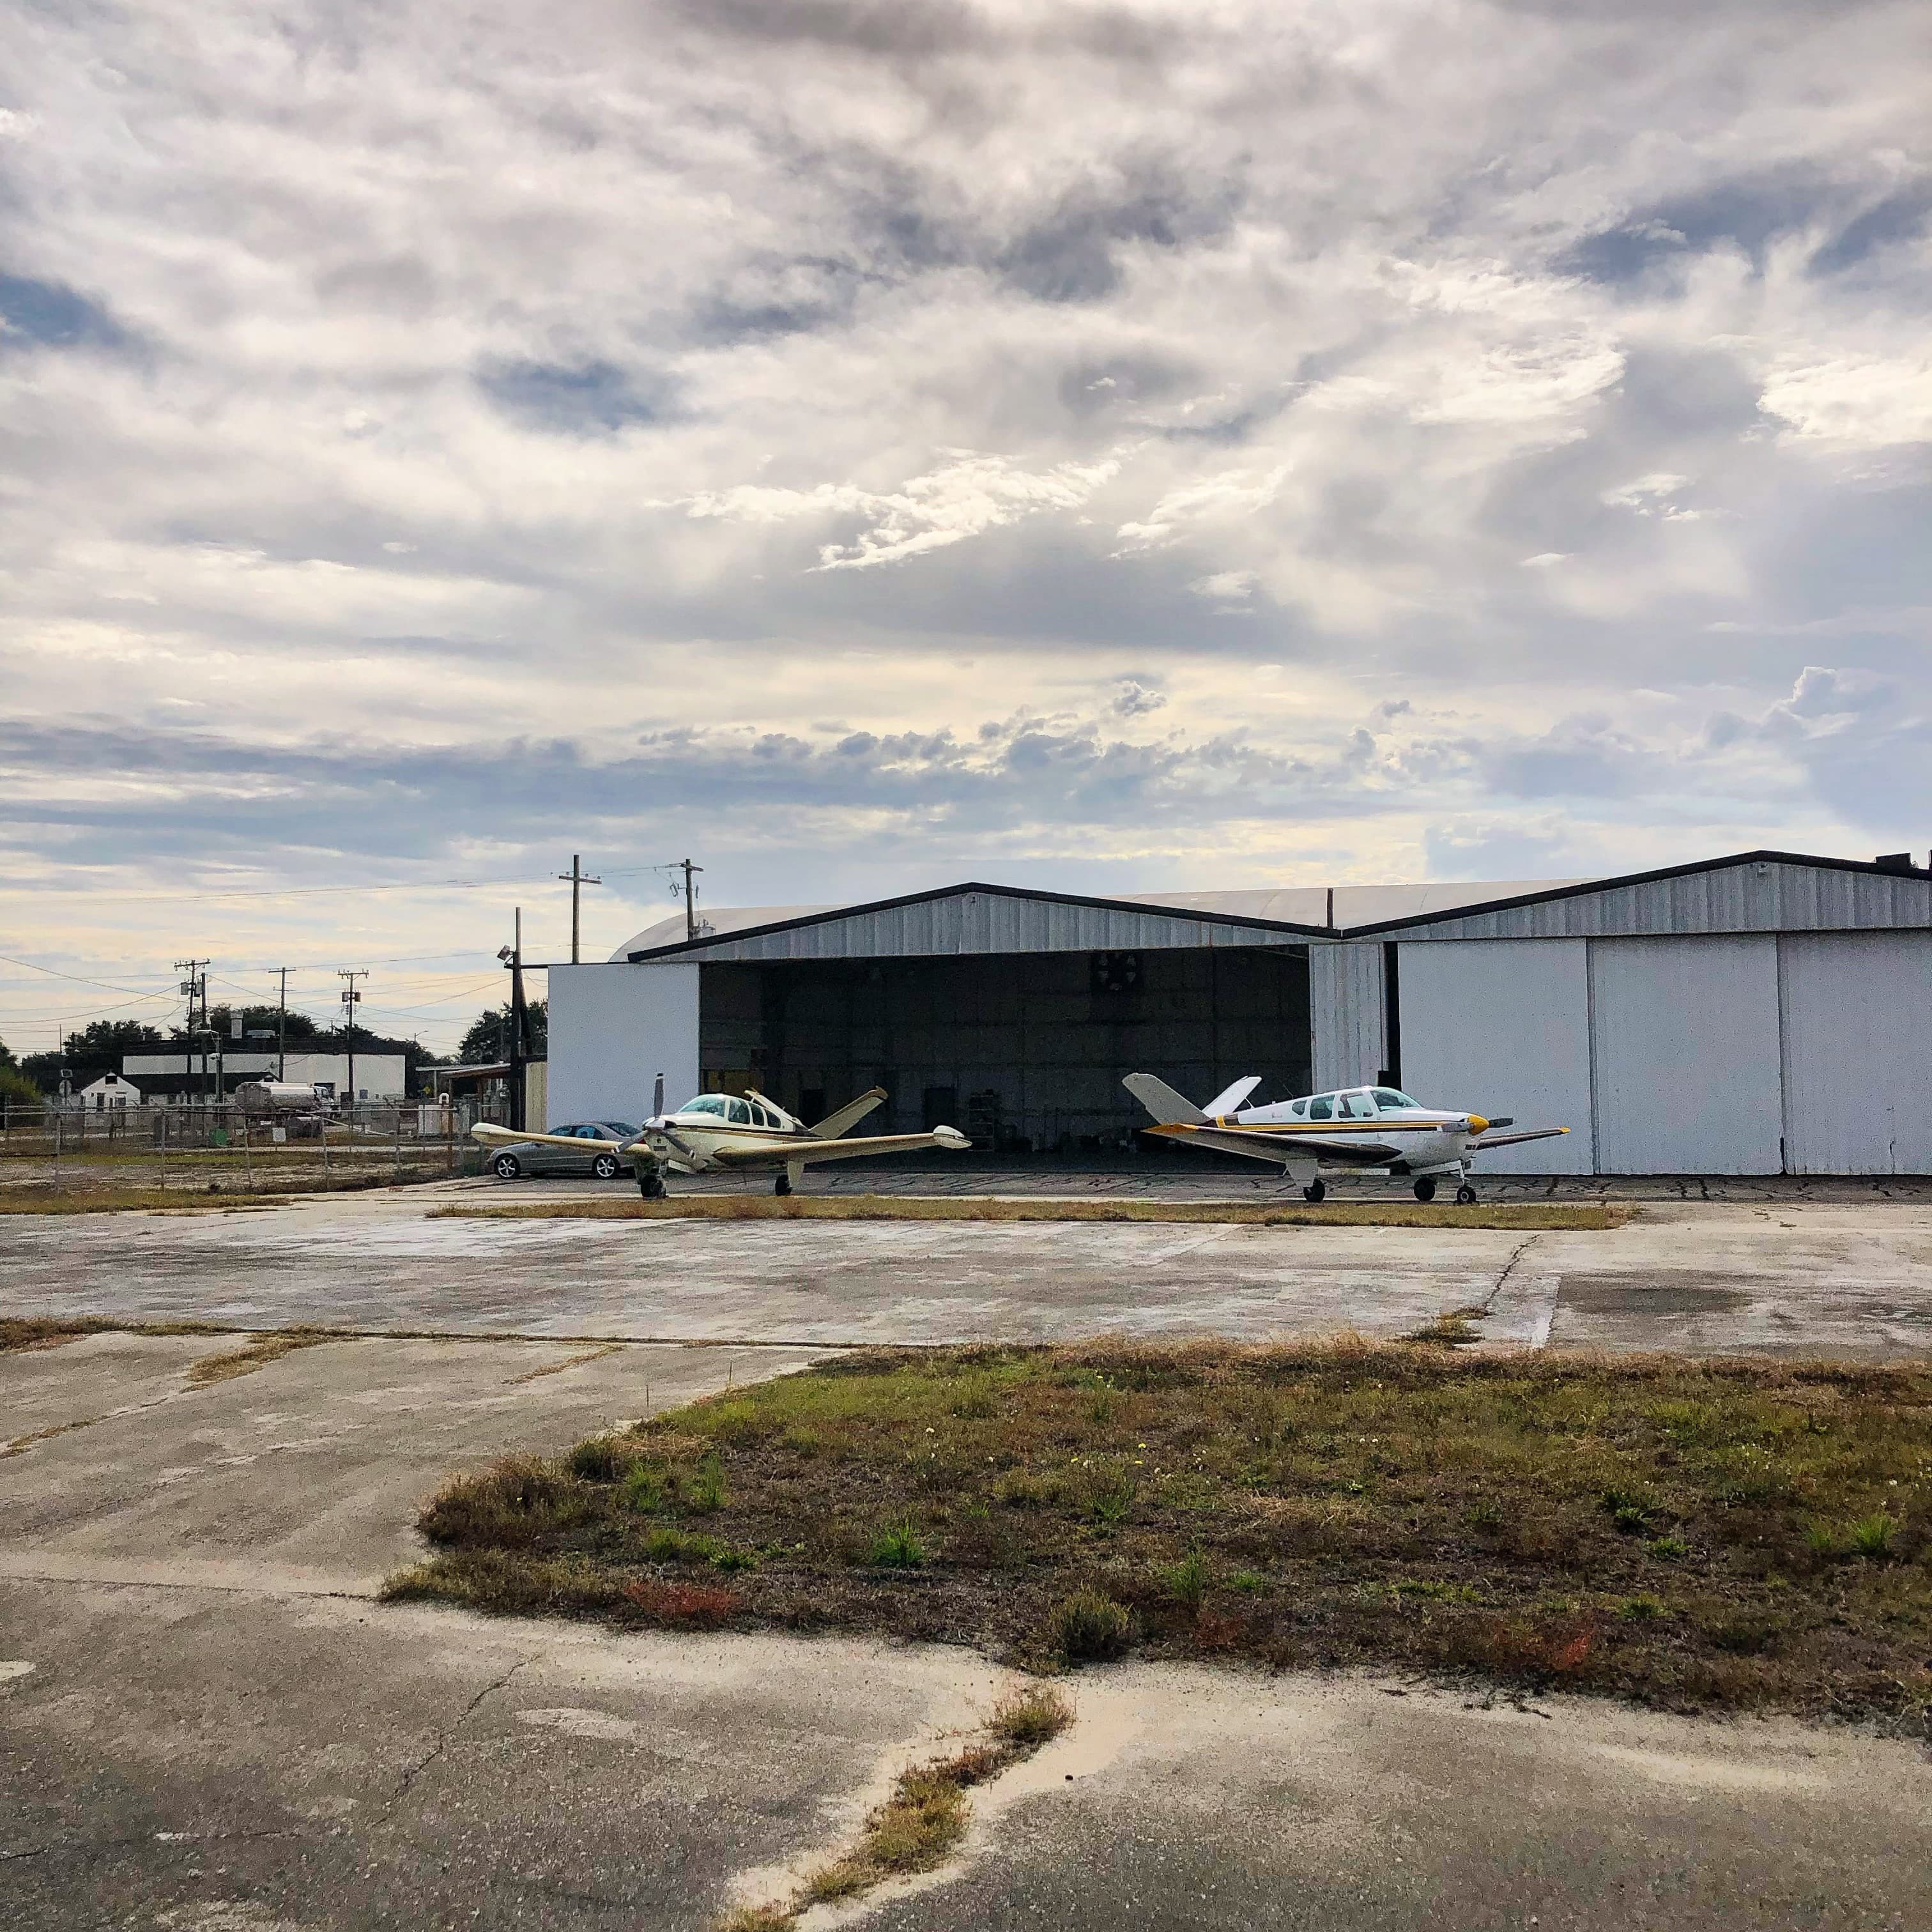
[1397, 940, 1597, 1173]
[645, 891, 1307, 963]
[1589, 937, 1784, 1174]
[1779, 931, 1932, 1174]
[1392, 861, 1932, 944]
[1310, 942, 1385, 1090]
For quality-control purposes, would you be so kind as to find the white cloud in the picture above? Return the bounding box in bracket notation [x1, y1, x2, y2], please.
[2, 0, 1929, 1020]
[1759, 355, 1932, 449]
[687, 449, 1123, 571]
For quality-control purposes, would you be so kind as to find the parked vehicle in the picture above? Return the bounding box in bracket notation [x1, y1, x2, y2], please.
[487, 1121, 640, 1181]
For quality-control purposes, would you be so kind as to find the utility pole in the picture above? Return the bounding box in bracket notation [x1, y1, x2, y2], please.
[498, 910, 528, 1133]
[275, 967, 292, 1081]
[338, 969, 367, 1113]
[678, 858, 703, 941]
[556, 854, 603, 965]
[174, 958, 209, 1107]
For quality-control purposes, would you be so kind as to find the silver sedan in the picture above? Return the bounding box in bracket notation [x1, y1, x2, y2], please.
[486, 1121, 639, 1181]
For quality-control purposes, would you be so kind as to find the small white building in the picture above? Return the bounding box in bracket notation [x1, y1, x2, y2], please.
[76, 1072, 137, 1111]
[119, 1051, 408, 1103]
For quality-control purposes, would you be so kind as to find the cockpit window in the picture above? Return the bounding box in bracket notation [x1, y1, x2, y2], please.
[1342, 1091, 1377, 1119]
[1372, 1089, 1419, 1111]
[683, 1095, 729, 1117]
[726, 1098, 753, 1125]
[1307, 1094, 1333, 1120]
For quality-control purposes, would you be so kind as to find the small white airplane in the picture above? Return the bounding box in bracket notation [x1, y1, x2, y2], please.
[1124, 1073, 1568, 1203]
[472, 1081, 968, 1197]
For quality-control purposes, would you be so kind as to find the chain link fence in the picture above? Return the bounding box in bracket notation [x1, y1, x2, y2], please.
[0, 1096, 502, 1188]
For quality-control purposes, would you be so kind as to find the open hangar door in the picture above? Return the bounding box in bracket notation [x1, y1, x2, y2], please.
[1396, 940, 1597, 1174]
[1779, 931, 1932, 1174]
[695, 946, 1310, 1154]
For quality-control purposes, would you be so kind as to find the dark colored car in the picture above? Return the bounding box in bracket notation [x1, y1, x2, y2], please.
[487, 1121, 639, 1182]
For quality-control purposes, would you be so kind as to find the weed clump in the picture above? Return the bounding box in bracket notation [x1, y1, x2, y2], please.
[866, 1519, 927, 1568]
[987, 1683, 1073, 1747]
[1850, 1511, 1897, 1560]
[1052, 1589, 1134, 1662]
[1158, 1549, 1209, 1614]
[567, 1436, 637, 1483]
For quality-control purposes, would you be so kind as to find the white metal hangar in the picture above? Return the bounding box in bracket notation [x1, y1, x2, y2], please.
[544, 850, 1932, 1176]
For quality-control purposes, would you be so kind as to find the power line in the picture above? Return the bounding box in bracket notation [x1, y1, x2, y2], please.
[0, 864, 671, 908]
[0, 953, 180, 995]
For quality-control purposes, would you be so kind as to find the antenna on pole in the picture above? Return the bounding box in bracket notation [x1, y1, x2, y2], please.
[337, 968, 367, 1110]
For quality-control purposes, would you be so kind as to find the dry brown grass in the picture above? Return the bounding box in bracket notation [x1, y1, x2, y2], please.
[387, 1338, 1932, 1720]
[717, 1682, 1073, 1929]
[437, 1193, 1622, 1232]
[184, 1328, 341, 1385]
[0, 1189, 296, 1215]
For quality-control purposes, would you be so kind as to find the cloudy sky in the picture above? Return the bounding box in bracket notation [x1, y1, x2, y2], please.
[3, 0, 1928, 1050]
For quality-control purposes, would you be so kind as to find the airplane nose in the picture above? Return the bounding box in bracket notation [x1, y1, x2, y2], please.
[1467, 1115, 1490, 1133]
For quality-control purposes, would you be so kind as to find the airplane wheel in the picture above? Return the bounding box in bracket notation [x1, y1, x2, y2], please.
[774, 1172, 792, 1197]
[1413, 1176, 1438, 1203]
[636, 1171, 666, 1200]
[592, 1153, 622, 1181]
[1455, 1183, 1477, 1206]
[1301, 1180, 1326, 1203]
[493, 1153, 521, 1180]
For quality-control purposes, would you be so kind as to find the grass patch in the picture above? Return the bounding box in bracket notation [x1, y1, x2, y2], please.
[0, 1190, 296, 1215]
[720, 1683, 1072, 1929]
[437, 1195, 1624, 1232]
[1407, 1307, 1487, 1347]
[384, 1339, 1932, 1718]
[184, 1328, 339, 1385]
[2, 1316, 122, 1353]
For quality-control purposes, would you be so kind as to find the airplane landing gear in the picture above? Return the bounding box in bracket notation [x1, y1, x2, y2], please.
[1301, 1179, 1326, 1203]
[1455, 1183, 1478, 1206]
[634, 1165, 666, 1200]
[774, 1172, 792, 1197]
[1413, 1176, 1438, 1203]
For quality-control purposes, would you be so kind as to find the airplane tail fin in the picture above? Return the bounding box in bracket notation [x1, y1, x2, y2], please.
[744, 1086, 797, 1128]
[809, 1085, 889, 1139]
[1123, 1073, 1208, 1126]
[1202, 1075, 1262, 1117]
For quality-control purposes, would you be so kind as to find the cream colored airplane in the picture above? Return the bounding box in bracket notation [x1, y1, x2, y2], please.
[1124, 1073, 1568, 1204]
[472, 1082, 968, 1196]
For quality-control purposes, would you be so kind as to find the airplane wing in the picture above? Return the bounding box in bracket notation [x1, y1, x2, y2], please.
[471, 1123, 639, 1153]
[1471, 1126, 1570, 1150]
[1141, 1123, 1402, 1167]
[710, 1127, 970, 1168]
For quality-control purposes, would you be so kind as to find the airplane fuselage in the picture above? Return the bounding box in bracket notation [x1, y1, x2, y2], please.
[1193, 1087, 1489, 1177]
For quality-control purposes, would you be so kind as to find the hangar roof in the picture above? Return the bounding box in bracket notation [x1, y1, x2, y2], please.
[608, 876, 1582, 962]
[603, 850, 1932, 965]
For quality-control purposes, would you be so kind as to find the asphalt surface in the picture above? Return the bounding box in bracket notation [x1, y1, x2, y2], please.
[3, 1333, 1928, 1930]
[6, 1177, 1932, 1356]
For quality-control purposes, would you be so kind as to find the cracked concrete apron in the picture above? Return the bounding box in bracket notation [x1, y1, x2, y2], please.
[4, 1334, 1931, 1929]
[9, 1187, 1932, 1355]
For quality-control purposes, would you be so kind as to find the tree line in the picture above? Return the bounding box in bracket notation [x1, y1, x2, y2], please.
[0, 1000, 547, 1099]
